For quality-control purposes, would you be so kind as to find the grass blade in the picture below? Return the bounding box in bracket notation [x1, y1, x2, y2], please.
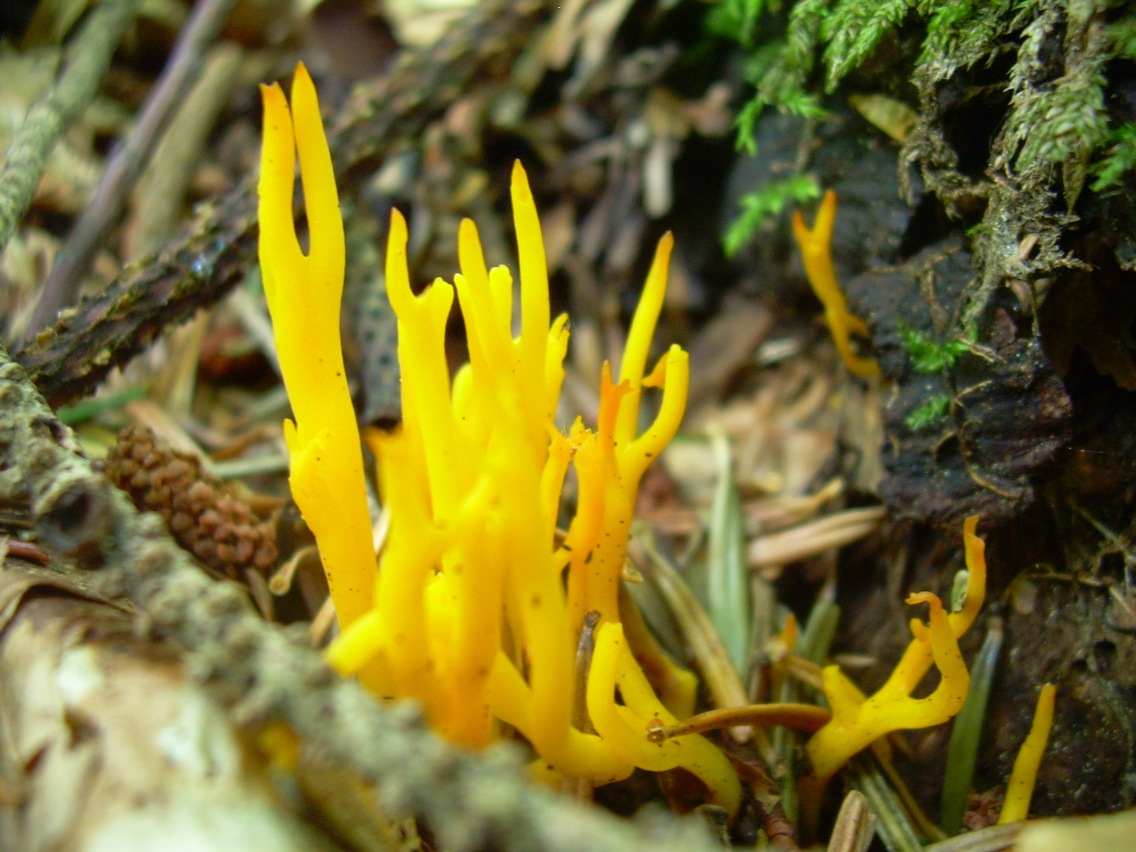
[941, 616, 1004, 835]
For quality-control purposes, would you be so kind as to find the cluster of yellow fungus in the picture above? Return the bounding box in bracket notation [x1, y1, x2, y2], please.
[791, 190, 880, 378]
[258, 65, 740, 813]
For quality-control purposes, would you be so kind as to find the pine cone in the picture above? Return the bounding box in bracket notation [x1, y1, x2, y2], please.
[104, 425, 277, 579]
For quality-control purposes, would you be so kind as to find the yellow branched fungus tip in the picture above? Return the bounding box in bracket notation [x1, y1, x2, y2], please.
[792, 189, 880, 378]
[257, 62, 373, 629]
[999, 683, 1057, 824]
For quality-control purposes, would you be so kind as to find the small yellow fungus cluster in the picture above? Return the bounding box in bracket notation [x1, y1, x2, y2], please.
[258, 66, 739, 813]
[653, 516, 987, 798]
[806, 515, 987, 782]
[791, 190, 880, 378]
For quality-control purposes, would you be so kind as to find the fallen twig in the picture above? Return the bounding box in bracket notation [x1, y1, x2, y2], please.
[0, 0, 141, 256]
[15, 0, 548, 408]
[23, 0, 238, 340]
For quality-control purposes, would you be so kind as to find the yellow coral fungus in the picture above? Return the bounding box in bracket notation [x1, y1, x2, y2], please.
[806, 591, 970, 780]
[999, 683, 1057, 824]
[805, 515, 987, 782]
[258, 66, 738, 813]
[618, 584, 699, 720]
[791, 190, 881, 378]
[257, 64, 375, 628]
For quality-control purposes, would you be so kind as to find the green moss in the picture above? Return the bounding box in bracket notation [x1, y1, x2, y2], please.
[1090, 122, 1136, 193]
[712, 0, 1136, 255]
[705, 0, 769, 47]
[898, 324, 970, 374]
[723, 175, 821, 257]
[905, 394, 951, 431]
[820, 0, 914, 90]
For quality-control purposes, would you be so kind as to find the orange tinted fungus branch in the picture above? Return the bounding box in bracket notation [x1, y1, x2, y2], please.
[791, 190, 881, 378]
[257, 64, 375, 628]
[998, 683, 1057, 824]
[908, 514, 987, 648]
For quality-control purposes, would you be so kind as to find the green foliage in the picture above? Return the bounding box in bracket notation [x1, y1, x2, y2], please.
[1015, 74, 1109, 172]
[710, 0, 1135, 255]
[918, 0, 975, 62]
[733, 86, 825, 155]
[917, 0, 1033, 84]
[706, 431, 752, 676]
[898, 323, 969, 373]
[733, 99, 765, 156]
[778, 88, 827, 120]
[716, 0, 1048, 154]
[719, 0, 919, 156]
[820, 0, 914, 90]
[705, 0, 770, 46]
[940, 622, 1003, 834]
[1108, 16, 1136, 60]
[726, 0, 827, 152]
[56, 386, 145, 425]
[905, 394, 951, 431]
[995, 0, 1132, 208]
[722, 174, 821, 257]
[1090, 123, 1136, 193]
[782, 0, 827, 73]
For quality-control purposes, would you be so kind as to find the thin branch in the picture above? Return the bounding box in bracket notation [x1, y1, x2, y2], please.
[127, 43, 244, 258]
[14, 0, 547, 408]
[0, 0, 141, 255]
[22, 0, 237, 342]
